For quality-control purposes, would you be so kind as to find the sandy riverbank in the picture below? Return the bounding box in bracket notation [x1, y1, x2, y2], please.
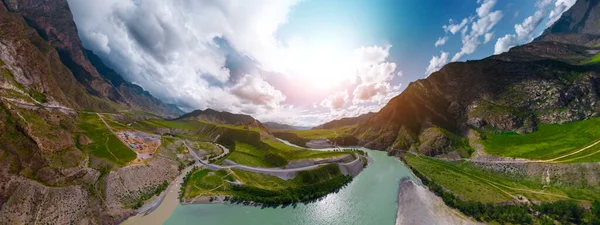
[395, 178, 481, 225]
[121, 163, 200, 225]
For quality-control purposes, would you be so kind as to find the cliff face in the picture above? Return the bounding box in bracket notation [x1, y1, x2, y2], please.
[352, 0, 600, 154]
[0, 0, 183, 118]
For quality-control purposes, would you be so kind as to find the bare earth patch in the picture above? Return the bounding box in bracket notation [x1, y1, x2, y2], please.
[116, 130, 162, 163]
[396, 178, 481, 225]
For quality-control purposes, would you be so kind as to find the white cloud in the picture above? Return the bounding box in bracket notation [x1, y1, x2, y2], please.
[434, 36, 449, 47]
[470, 10, 503, 37]
[452, 35, 480, 62]
[493, 0, 576, 55]
[446, 0, 503, 62]
[320, 90, 349, 110]
[515, 10, 545, 39]
[443, 18, 470, 34]
[229, 74, 286, 112]
[353, 61, 397, 103]
[352, 45, 392, 68]
[425, 51, 449, 76]
[476, 0, 497, 17]
[547, 0, 577, 26]
[68, 0, 301, 115]
[494, 34, 517, 54]
[86, 31, 110, 54]
[484, 32, 494, 44]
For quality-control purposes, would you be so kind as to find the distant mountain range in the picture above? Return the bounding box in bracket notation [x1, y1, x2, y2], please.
[313, 112, 375, 130]
[263, 122, 312, 131]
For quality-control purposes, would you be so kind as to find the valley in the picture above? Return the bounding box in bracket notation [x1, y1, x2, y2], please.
[3, 0, 600, 224]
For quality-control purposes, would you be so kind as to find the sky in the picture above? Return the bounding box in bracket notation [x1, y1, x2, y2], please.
[67, 0, 576, 126]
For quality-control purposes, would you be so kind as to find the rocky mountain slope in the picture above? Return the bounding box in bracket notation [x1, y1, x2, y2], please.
[536, 0, 600, 46]
[0, 1, 190, 224]
[351, 0, 600, 156]
[176, 108, 265, 128]
[313, 112, 375, 130]
[0, 0, 183, 118]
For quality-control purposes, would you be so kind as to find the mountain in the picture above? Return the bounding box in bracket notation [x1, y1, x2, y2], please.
[0, 0, 183, 118]
[176, 108, 257, 124]
[263, 122, 312, 131]
[313, 112, 375, 130]
[0, 1, 188, 223]
[536, 0, 600, 47]
[351, 0, 600, 156]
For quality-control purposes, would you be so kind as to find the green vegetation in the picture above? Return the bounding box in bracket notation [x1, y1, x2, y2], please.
[182, 164, 353, 205]
[410, 161, 600, 224]
[28, 89, 46, 103]
[135, 119, 207, 131]
[101, 115, 130, 131]
[76, 113, 136, 166]
[196, 142, 222, 156]
[225, 140, 354, 168]
[482, 116, 600, 161]
[272, 131, 309, 147]
[283, 128, 350, 139]
[404, 154, 600, 203]
[586, 53, 600, 64]
[131, 117, 356, 167]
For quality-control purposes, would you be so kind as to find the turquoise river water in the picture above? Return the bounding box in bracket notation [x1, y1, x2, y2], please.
[163, 147, 417, 225]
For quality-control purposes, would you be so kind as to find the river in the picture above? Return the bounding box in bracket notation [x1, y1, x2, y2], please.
[160, 145, 418, 225]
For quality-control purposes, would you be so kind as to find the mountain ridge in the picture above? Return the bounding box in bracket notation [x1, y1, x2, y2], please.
[0, 0, 184, 118]
[313, 112, 376, 130]
[351, 0, 600, 155]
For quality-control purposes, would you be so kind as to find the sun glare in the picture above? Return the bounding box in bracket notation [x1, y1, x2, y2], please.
[279, 38, 356, 90]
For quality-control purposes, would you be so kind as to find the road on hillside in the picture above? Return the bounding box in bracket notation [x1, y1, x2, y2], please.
[183, 141, 360, 174]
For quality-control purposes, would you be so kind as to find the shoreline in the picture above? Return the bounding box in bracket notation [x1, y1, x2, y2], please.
[120, 163, 200, 225]
[120, 146, 371, 224]
[395, 178, 481, 225]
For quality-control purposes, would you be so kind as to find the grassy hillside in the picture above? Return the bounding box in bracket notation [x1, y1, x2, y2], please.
[404, 154, 600, 203]
[284, 127, 352, 139]
[76, 113, 136, 166]
[182, 164, 353, 205]
[226, 140, 353, 168]
[586, 52, 600, 64]
[482, 116, 600, 161]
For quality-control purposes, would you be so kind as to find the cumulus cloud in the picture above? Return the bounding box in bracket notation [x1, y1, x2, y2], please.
[434, 36, 449, 47]
[494, 34, 517, 54]
[67, 0, 301, 115]
[443, 18, 470, 34]
[320, 90, 349, 110]
[484, 32, 494, 44]
[425, 51, 449, 76]
[229, 74, 286, 112]
[451, 0, 503, 62]
[350, 45, 399, 104]
[547, 0, 577, 26]
[514, 10, 546, 39]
